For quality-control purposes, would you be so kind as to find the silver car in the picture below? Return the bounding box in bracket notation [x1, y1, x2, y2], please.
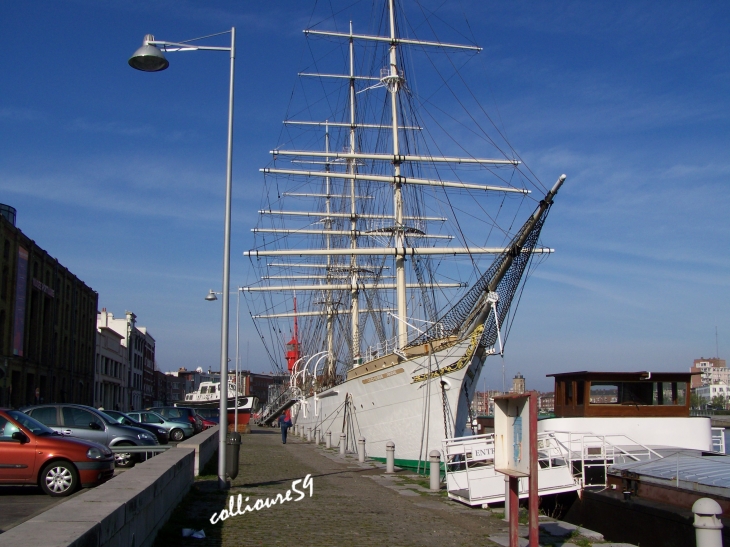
[126, 410, 194, 442]
[22, 404, 158, 467]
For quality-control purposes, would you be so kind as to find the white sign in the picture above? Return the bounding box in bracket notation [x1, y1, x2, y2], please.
[494, 394, 531, 477]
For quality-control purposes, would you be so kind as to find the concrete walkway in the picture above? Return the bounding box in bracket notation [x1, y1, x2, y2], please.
[153, 427, 628, 547]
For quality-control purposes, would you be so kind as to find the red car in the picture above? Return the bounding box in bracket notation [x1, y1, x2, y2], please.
[0, 409, 115, 496]
[200, 416, 217, 430]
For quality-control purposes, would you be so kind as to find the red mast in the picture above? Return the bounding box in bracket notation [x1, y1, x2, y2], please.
[285, 295, 300, 371]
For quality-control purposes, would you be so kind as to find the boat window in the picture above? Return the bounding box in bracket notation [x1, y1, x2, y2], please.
[565, 381, 573, 405]
[589, 381, 687, 406]
[576, 381, 585, 405]
[211, 385, 217, 393]
[618, 382, 654, 405]
[590, 383, 619, 404]
[200, 386, 208, 395]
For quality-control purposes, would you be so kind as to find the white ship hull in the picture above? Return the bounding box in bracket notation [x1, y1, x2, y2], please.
[292, 329, 486, 466]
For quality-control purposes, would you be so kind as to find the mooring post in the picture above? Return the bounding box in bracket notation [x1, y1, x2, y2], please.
[693, 498, 723, 547]
[339, 432, 346, 455]
[325, 430, 332, 449]
[306, 427, 312, 442]
[357, 437, 366, 462]
[429, 450, 441, 491]
[386, 441, 395, 473]
[316, 428, 322, 445]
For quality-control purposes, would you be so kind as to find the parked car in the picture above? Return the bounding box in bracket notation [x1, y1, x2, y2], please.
[22, 404, 158, 468]
[148, 406, 203, 435]
[124, 410, 193, 442]
[200, 417, 217, 430]
[101, 410, 170, 445]
[0, 409, 114, 496]
[195, 408, 219, 423]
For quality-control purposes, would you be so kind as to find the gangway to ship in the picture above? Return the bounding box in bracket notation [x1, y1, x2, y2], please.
[258, 385, 302, 426]
[442, 430, 664, 507]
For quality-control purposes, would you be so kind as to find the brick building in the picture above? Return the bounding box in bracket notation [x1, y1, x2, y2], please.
[0, 204, 98, 408]
[690, 357, 728, 389]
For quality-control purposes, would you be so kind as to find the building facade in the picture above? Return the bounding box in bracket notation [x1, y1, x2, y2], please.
[94, 323, 128, 411]
[691, 357, 727, 388]
[695, 384, 730, 407]
[137, 327, 156, 408]
[512, 372, 526, 394]
[0, 204, 98, 409]
[98, 309, 155, 411]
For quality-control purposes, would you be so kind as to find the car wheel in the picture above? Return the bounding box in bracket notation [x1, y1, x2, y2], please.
[115, 443, 135, 468]
[39, 461, 78, 497]
[171, 428, 184, 442]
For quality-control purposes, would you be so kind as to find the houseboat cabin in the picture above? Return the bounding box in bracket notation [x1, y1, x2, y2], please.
[549, 371, 693, 418]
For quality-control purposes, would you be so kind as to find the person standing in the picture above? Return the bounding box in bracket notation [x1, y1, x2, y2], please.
[278, 411, 292, 444]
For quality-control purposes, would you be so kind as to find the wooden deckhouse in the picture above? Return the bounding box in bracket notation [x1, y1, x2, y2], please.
[548, 371, 694, 418]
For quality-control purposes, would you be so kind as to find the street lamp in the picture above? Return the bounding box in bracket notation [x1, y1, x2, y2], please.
[205, 288, 245, 432]
[130, 29, 236, 489]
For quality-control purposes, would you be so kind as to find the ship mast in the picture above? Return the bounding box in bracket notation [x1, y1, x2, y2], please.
[348, 21, 361, 365]
[325, 122, 335, 380]
[387, 0, 408, 350]
[245, 1, 549, 379]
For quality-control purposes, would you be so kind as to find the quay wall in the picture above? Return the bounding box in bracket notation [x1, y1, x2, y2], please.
[0, 426, 219, 547]
[179, 425, 219, 476]
[564, 490, 730, 547]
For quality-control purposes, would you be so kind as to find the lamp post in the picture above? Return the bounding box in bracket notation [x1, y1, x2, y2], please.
[129, 29, 236, 489]
[205, 288, 244, 431]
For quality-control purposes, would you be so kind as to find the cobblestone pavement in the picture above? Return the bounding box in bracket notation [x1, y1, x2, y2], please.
[155, 426, 511, 547]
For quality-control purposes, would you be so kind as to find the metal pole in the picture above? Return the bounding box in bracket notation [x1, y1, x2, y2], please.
[509, 476, 520, 547]
[217, 26, 236, 490]
[529, 392, 539, 547]
[235, 288, 240, 431]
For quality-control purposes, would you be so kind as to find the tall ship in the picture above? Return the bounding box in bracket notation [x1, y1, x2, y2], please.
[245, 0, 565, 467]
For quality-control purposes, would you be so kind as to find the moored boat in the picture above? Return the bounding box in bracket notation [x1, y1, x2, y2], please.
[182, 381, 258, 429]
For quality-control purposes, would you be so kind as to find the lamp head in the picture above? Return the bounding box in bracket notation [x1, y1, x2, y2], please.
[205, 290, 218, 302]
[128, 35, 169, 72]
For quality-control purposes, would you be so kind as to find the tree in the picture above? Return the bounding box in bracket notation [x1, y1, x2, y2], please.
[691, 392, 707, 409]
[711, 394, 727, 410]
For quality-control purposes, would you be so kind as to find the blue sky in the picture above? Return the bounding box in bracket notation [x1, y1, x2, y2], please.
[0, 1, 727, 391]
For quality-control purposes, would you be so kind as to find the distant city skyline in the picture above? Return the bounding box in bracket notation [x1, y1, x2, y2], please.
[0, 1, 727, 391]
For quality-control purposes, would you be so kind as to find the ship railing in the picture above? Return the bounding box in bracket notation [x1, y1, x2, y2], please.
[711, 427, 726, 453]
[546, 430, 664, 489]
[441, 430, 663, 504]
[364, 336, 399, 363]
[442, 432, 577, 506]
[256, 385, 303, 425]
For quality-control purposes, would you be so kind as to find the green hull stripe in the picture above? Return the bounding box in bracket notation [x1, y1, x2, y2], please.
[369, 456, 444, 474]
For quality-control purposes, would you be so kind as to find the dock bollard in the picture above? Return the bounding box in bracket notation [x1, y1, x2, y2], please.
[339, 433, 346, 455]
[429, 450, 441, 491]
[307, 427, 312, 442]
[325, 431, 332, 449]
[358, 437, 366, 462]
[316, 429, 322, 445]
[693, 498, 723, 547]
[385, 441, 395, 473]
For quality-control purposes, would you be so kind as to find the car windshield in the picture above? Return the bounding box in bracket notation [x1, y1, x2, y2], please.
[100, 410, 132, 423]
[92, 410, 118, 425]
[8, 410, 56, 435]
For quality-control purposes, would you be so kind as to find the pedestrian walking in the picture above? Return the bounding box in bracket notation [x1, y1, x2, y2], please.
[278, 411, 292, 444]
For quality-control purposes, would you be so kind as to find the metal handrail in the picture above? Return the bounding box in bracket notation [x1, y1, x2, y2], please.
[110, 445, 172, 453]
